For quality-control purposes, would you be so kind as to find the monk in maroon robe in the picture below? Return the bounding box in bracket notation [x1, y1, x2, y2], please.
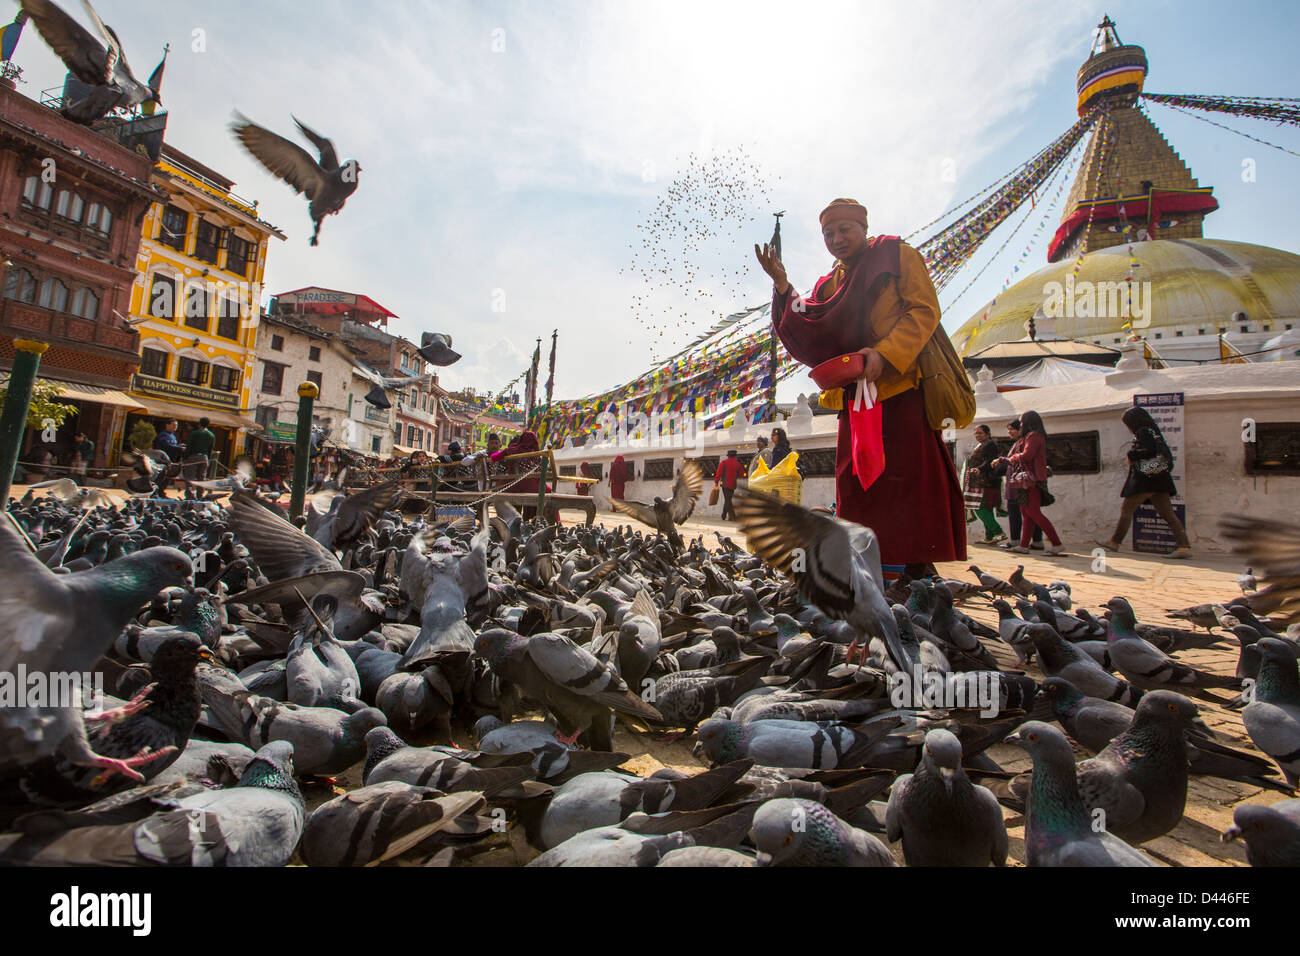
[754, 198, 965, 576]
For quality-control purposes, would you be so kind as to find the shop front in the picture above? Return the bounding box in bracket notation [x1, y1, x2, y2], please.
[123, 372, 257, 478]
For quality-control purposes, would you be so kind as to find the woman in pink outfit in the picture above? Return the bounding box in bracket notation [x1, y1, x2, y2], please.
[993, 410, 1062, 555]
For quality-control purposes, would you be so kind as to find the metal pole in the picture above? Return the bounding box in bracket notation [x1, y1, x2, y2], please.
[767, 212, 784, 423]
[536, 452, 548, 522]
[289, 381, 319, 519]
[0, 339, 49, 505]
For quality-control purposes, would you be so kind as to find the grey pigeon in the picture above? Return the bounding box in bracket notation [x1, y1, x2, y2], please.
[1025, 623, 1143, 706]
[0, 740, 304, 867]
[693, 716, 899, 770]
[301, 783, 486, 867]
[0, 513, 193, 781]
[232, 113, 360, 246]
[1074, 691, 1200, 844]
[1242, 638, 1300, 787]
[472, 717, 628, 782]
[1222, 799, 1300, 867]
[20, 0, 167, 124]
[474, 629, 662, 751]
[1004, 722, 1154, 867]
[361, 726, 537, 795]
[612, 462, 703, 551]
[418, 332, 461, 367]
[200, 667, 385, 776]
[885, 728, 1007, 866]
[1104, 598, 1241, 693]
[526, 826, 697, 867]
[750, 797, 896, 866]
[734, 489, 909, 670]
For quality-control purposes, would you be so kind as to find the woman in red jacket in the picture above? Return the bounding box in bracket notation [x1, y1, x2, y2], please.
[993, 410, 1062, 555]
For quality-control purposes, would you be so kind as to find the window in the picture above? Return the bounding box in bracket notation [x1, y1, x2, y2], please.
[149, 274, 176, 319]
[1198, 329, 1206, 336]
[184, 284, 209, 331]
[225, 234, 251, 276]
[407, 425, 417, 445]
[306, 369, 323, 389]
[210, 365, 239, 393]
[22, 175, 52, 210]
[216, 296, 240, 339]
[1175, 330, 1183, 337]
[371, 435, 382, 453]
[85, 202, 112, 236]
[1246, 423, 1300, 475]
[308, 346, 321, 362]
[1154, 332, 1163, 339]
[54, 189, 84, 223]
[270, 334, 284, 351]
[3, 268, 36, 303]
[261, 362, 284, 395]
[159, 204, 188, 250]
[255, 405, 277, 428]
[177, 357, 209, 386]
[194, 219, 222, 264]
[139, 348, 169, 378]
[70, 286, 98, 320]
[38, 277, 68, 312]
[643, 458, 675, 481]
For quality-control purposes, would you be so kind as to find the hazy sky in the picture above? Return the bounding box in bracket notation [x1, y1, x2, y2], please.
[11, 0, 1299, 403]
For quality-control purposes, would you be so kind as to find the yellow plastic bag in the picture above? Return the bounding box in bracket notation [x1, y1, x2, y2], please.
[748, 451, 801, 504]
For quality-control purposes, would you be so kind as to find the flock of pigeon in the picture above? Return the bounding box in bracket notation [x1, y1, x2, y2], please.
[0, 465, 1297, 868]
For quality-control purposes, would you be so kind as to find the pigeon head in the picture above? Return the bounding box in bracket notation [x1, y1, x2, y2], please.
[362, 726, 406, 783]
[1023, 623, 1059, 648]
[1004, 720, 1074, 766]
[474, 628, 517, 665]
[473, 715, 504, 746]
[692, 718, 740, 764]
[1132, 690, 1198, 730]
[97, 547, 194, 607]
[1040, 676, 1084, 709]
[1257, 637, 1300, 664]
[921, 728, 963, 794]
[750, 797, 832, 866]
[149, 636, 214, 682]
[344, 708, 388, 741]
[239, 741, 301, 800]
[1223, 803, 1300, 856]
[1103, 596, 1138, 625]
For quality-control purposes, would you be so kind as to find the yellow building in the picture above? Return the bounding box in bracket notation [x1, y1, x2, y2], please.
[120, 144, 283, 469]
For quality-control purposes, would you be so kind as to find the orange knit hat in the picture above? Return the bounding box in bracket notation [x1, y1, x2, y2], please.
[819, 198, 868, 228]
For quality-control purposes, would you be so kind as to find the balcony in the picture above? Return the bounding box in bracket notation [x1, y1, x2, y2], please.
[0, 299, 138, 356]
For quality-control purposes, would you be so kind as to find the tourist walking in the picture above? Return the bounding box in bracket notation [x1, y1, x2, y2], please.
[997, 419, 1043, 550]
[1096, 406, 1192, 558]
[965, 424, 1006, 544]
[993, 410, 1062, 555]
[714, 449, 744, 520]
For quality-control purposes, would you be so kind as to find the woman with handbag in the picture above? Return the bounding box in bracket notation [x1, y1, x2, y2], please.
[965, 424, 1007, 545]
[992, 410, 1063, 555]
[755, 198, 966, 580]
[1096, 406, 1192, 557]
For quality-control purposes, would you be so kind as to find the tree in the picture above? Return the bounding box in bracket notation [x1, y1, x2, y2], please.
[128, 419, 156, 452]
[0, 376, 76, 431]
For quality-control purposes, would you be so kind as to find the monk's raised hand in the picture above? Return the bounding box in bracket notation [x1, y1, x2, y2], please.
[754, 243, 789, 293]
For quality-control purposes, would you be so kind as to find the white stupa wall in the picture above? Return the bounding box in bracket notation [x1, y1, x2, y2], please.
[554, 361, 1300, 552]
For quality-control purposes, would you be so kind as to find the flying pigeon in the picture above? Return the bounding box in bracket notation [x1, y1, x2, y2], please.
[612, 461, 703, 552]
[20, 0, 167, 124]
[231, 113, 360, 246]
[418, 332, 461, 367]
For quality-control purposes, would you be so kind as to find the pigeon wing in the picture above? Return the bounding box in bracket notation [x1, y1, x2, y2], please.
[611, 498, 660, 530]
[20, 0, 111, 85]
[230, 490, 341, 579]
[526, 633, 661, 719]
[0, 515, 74, 674]
[293, 116, 340, 171]
[231, 114, 328, 200]
[333, 481, 404, 547]
[668, 461, 704, 524]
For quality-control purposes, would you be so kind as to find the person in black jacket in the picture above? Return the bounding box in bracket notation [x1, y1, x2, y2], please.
[965, 424, 1006, 544]
[1096, 406, 1191, 557]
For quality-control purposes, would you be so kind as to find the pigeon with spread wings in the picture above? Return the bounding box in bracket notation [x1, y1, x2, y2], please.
[611, 460, 702, 552]
[231, 112, 359, 246]
[20, 0, 167, 124]
[733, 488, 909, 670]
[1221, 514, 1300, 624]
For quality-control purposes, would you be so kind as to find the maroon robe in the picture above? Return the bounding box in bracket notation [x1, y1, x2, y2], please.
[772, 238, 966, 567]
